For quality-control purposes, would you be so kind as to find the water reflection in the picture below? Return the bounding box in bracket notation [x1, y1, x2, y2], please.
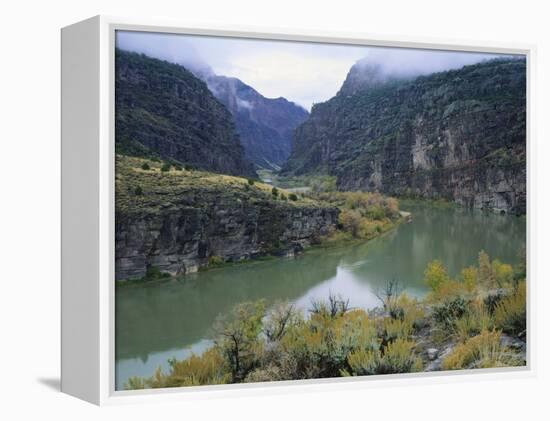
[115, 203, 525, 389]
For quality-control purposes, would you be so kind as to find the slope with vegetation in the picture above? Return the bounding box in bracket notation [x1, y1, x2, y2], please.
[283, 58, 526, 214]
[115, 49, 256, 178]
[115, 155, 339, 281]
[125, 251, 526, 389]
[116, 155, 405, 281]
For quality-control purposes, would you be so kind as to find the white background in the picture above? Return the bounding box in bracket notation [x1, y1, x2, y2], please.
[1, 0, 548, 419]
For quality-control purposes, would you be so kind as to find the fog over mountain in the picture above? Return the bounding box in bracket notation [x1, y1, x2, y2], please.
[116, 31, 310, 170]
[116, 31, 511, 110]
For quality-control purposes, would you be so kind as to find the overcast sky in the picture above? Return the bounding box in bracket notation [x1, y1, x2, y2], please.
[116, 30, 513, 110]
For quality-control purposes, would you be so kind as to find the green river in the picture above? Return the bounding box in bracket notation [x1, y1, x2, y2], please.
[115, 202, 526, 389]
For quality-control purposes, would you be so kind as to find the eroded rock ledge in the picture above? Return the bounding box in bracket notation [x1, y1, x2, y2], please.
[115, 156, 338, 281]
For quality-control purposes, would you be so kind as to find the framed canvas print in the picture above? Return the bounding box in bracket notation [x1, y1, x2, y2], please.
[61, 16, 534, 405]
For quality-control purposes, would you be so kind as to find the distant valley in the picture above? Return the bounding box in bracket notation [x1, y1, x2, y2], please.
[203, 74, 309, 171]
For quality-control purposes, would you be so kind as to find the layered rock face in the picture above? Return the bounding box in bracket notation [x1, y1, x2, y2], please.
[115, 157, 338, 280]
[205, 75, 309, 170]
[115, 50, 256, 178]
[284, 59, 526, 214]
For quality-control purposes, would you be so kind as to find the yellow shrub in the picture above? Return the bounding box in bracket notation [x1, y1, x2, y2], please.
[339, 208, 362, 238]
[394, 294, 426, 329]
[492, 259, 514, 287]
[332, 309, 380, 352]
[385, 197, 399, 216]
[424, 260, 449, 292]
[460, 266, 478, 293]
[380, 338, 423, 374]
[494, 281, 527, 335]
[441, 330, 523, 370]
[160, 348, 231, 388]
[453, 300, 493, 342]
[430, 279, 467, 302]
[346, 339, 422, 375]
[346, 349, 379, 376]
[478, 250, 495, 288]
[124, 376, 146, 390]
[382, 317, 413, 342]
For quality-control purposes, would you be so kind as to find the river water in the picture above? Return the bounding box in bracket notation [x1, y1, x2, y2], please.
[115, 202, 526, 389]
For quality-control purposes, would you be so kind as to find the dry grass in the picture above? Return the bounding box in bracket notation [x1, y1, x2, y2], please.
[441, 329, 523, 370]
[115, 155, 321, 214]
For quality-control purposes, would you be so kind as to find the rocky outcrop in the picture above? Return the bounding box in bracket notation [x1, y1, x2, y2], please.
[284, 58, 526, 214]
[205, 75, 309, 170]
[115, 157, 338, 280]
[115, 49, 256, 178]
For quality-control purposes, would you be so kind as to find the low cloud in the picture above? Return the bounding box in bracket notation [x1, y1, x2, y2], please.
[236, 98, 253, 110]
[116, 31, 519, 110]
[355, 47, 506, 79]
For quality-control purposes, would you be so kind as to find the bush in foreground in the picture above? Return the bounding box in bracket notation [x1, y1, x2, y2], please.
[441, 329, 523, 370]
[494, 281, 526, 335]
[124, 255, 526, 390]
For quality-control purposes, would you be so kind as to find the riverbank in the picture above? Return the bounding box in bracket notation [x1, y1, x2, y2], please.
[116, 155, 407, 282]
[123, 252, 526, 390]
[115, 203, 526, 388]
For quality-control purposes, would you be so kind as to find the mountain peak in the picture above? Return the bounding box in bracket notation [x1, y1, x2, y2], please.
[338, 59, 395, 96]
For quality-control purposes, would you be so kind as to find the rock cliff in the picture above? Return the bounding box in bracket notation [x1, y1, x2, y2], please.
[115, 156, 338, 280]
[115, 50, 256, 178]
[283, 58, 526, 214]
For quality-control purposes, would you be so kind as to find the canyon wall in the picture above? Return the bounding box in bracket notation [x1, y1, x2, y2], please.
[284, 59, 526, 214]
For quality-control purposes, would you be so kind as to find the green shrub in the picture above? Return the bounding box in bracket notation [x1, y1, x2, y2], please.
[161, 163, 171, 172]
[271, 187, 279, 197]
[346, 349, 379, 376]
[390, 294, 426, 330]
[365, 206, 385, 220]
[378, 339, 423, 374]
[208, 255, 224, 266]
[289, 193, 298, 201]
[134, 186, 143, 196]
[453, 300, 493, 342]
[144, 265, 170, 281]
[263, 303, 300, 342]
[381, 317, 413, 344]
[281, 307, 379, 379]
[214, 301, 266, 382]
[346, 338, 422, 375]
[247, 179, 255, 186]
[432, 296, 467, 330]
[174, 164, 183, 171]
[141, 162, 150, 170]
[483, 290, 505, 314]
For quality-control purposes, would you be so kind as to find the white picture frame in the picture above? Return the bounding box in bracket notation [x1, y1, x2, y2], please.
[61, 15, 536, 405]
